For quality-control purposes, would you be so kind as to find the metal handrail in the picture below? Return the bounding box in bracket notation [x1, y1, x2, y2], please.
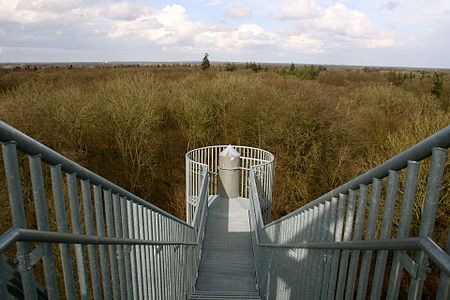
[0, 170, 209, 254]
[248, 125, 450, 300]
[248, 189, 450, 277]
[0, 228, 200, 253]
[0, 120, 188, 226]
[185, 144, 274, 224]
[0, 120, 210, 300]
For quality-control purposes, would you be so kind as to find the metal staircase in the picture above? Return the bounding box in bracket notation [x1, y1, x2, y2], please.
[0, 120, 449, 299]
[190, 291, 262, 299]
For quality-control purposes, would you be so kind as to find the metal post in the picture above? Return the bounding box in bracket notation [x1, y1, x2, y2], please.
[356, 179, 382, 300]
[408, 148, 447, 299]
[345, 184, 368, 299]
[386, 161, 420, 300]
[120, 197, 133, 300]
[28, 154, 59, 299]
[336, 190, 356, 300]
[93, 185, 112, 300]
[218, 145, 240, 199]
[66, 172, 89, 300]
[2, 142, 37, 300]
[112, 193, 126, 299]
[327, 194, 346, 300]
[81, 180, 101, 300]
[321, 197, 337, 300]
[103, 189, 120, 300]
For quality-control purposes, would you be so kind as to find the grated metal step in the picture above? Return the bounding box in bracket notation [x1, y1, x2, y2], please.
[190, 290, 261, 300]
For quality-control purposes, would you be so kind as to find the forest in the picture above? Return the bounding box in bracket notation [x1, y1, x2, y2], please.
[0, 63, 448, 249]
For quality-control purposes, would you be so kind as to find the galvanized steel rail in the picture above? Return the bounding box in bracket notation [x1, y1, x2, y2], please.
[0, 120, 209, 300]
[185, 145, 274, 224]
[248, 125, 450, 300]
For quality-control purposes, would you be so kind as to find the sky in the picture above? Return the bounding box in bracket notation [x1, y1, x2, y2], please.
[0, 0, 449, 67]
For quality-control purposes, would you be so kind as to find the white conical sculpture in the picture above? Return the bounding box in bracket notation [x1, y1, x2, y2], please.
[218, 145, 240, 199]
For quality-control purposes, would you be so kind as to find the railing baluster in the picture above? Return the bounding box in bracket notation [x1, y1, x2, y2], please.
[120, 196, 133, 299]
[436, 229, 450, 299]
[66, 172, 89, 299]
[356, 179, 382, 300]
[112, 193, 126, 299]
[50, 164, 76, 300]
[319, 200, 332, 300]
[138, 205, 150, 299]
[2, 142, 38, 300]
[81, 180, 102, 300]
[321, 197, 338, 300]
[141, 207, 149, 299]
[149, 210, 157, 299]
[327, 193, 347, 300]
[336, 190, 356, 300]
[28, 154, 59, 299]
[308, 206, 319, 298]
[370, 170, 399, 300]
[345, 185, 368, 300]
[93, 185, 111, 300]
[299, 211, 307, 299]
[300, 209, 312, 299]
[386, 161, 419, 300]
[133, 202, 143, 300]
[0, 254, 7, 298]
[167, 219, 174, 300]
[408, 147, 447, 299]
[313, 203, 325, 300]
[128, 200, 138, 300]
[103, 189, 120, 300]
[154, 212, 163, 299]
[292, 215, 301, 299]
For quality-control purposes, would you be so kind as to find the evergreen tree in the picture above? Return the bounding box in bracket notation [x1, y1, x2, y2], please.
[201, 53, 210, 70]
[289, 62, 295, 73]
[431, 72, 444, 98]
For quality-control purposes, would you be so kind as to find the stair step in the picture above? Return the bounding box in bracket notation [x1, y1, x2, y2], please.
[190, 290, 261, 300]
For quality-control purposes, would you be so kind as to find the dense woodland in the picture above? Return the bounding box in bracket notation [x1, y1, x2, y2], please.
[1, 64, 449, 219]
[0, 65, 449, 294]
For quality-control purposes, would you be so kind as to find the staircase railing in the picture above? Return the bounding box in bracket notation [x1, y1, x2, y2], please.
[249, 125, 450, 300]
[186, 145, 274, 224]
[0, 120, 209, 300]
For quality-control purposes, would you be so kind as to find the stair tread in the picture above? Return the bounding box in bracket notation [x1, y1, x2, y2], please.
[191, 290, 261, 299]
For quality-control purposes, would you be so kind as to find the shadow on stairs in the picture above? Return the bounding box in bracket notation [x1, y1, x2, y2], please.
[190, 291, 261, 300]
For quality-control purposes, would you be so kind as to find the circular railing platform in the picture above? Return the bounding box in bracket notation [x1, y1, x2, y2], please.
[185, 145, 274, 224]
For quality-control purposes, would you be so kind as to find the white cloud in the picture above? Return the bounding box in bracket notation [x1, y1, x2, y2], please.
[16, 0, 90, 13]
[278, 1, 396, 49]
[194, 0, 224, 6]
[279, 0, 321, 19]
[224, 5, 252, 19]
[193, 24, 277, 54]
[308, 4, 373, 38]
[104, 2, 154, 21]
[109, 5, 202, 45]
[284, 34, 323, 53]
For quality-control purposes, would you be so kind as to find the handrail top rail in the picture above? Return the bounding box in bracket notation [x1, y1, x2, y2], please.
[248, 175, 450, 278]
[265, 125, 450, 228]
[0, 227, 199, 254]
[0, 120, 189, 227]
[186, 144, 274, 167]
